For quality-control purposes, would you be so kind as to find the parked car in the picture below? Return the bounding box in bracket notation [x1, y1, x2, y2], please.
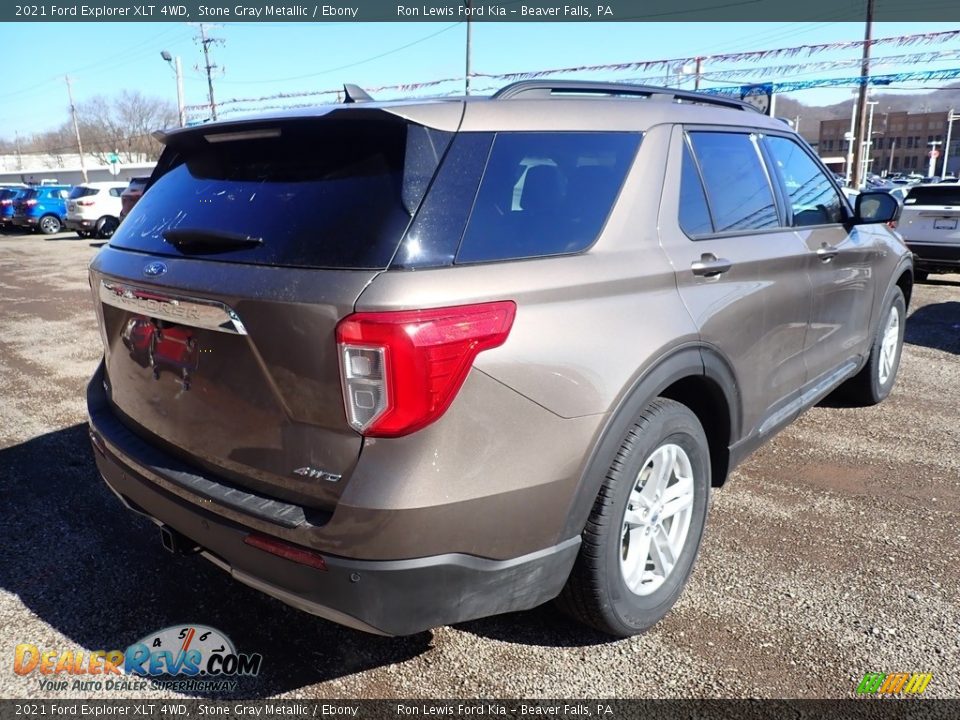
[118, 176, 151, 223]
[0, 187, 27, 229]
[11, 185, 72, 234]
[64, 181, 128, 238]
[87, 81, 912, 638]
[898, 183, 960, 281]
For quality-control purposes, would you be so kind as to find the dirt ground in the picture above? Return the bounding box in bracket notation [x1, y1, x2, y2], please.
[1, 230, 957, 700]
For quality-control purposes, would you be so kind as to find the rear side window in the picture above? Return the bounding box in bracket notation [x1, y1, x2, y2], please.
[456, 132, 641, 263]
[904, 185, 960, 206]
[764, 135, 843, 226]
[678, 141, 713, 236]
[70, 187, 99, 199]
[110, 118, 452, 270]
[688, 132, 780, 232]
[109, 188, 124, 197]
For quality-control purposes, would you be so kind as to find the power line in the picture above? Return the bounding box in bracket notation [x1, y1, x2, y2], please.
[209, 22, 463, 85]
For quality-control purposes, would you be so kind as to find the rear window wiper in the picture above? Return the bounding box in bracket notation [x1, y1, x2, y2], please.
[163, 228, 263, 253]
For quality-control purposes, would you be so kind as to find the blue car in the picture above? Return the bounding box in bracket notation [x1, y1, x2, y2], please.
[0, 187, 28, 228]
[11, 185, 72, 234]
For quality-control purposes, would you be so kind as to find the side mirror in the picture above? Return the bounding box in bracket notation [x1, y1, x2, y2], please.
[854, 191, 901, 225]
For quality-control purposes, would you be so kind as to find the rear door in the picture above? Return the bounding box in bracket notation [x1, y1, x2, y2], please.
[762, 134, 877, 386]
[91, 114, 453, 509]
[658, 126, 812, 440]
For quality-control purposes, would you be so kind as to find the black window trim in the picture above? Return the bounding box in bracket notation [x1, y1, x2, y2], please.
[451, 129, 644, 266]
[678, 125, 790, 242]
[759, 130, 854, 230]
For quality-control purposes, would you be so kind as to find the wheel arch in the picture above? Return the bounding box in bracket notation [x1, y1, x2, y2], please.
[560, 345, 741, 540]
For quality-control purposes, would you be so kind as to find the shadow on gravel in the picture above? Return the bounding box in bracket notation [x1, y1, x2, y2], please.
[904, 301, 960, 355]
[455, 604, 613, 648]
[0, 424, 430, 698]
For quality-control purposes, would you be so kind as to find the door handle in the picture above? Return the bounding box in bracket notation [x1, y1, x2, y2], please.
[816, 244, 839, 262]
[690, 253, 732, 277]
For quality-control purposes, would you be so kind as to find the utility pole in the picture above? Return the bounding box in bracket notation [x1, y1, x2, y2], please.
[694, 56, 703, 90]
[943, 108, 956, 178]
[14, 131, 22, 171]
[888, 137, 896, 175]
[197, 23, 221, 121]
[852, 0, 874, 189]
[464, 1, 472, 96]
[64, 75, 88, 183]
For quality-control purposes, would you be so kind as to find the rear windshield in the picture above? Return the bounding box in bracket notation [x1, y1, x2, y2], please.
[110, 117, 452, 270]
[0, 189, 19, 201]
[904, 185, 960, 206]
[69, 186, 99, 199]
[20, 190, 39, 200]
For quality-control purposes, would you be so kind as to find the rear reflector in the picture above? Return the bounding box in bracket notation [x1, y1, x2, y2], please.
[243, 534, 327, 570]
[336, 301, 516, 437]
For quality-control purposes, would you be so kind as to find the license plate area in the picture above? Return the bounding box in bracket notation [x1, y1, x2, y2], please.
[934, 218, 957, 230]
[121, 316, 200, 389]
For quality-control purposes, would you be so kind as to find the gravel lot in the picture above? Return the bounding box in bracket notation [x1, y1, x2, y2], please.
[1, 229, 958, 700]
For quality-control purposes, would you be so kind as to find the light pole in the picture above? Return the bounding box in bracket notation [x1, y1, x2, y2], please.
[861, 100, 878, 183]
[161, 50, 186, 127]
[927, 141, 942, 178]
[943, 108, 957, 178]
[845, 101, 857, 187]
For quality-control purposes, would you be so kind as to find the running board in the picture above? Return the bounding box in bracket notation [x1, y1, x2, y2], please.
[758, 360, 859, 436]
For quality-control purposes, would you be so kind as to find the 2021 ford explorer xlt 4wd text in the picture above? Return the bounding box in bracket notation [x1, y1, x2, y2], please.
[87, 81, 912, 637]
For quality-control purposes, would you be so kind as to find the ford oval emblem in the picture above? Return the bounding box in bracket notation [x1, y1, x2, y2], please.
[143, 261, 167, 277]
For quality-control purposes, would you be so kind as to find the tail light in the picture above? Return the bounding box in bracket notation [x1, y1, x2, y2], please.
[77, 199, 95, 207]
[0, 199, 10, 206]
[336, 301, 516, 437]
[23, 199, 37, 206]
[243, 534, 327, 571]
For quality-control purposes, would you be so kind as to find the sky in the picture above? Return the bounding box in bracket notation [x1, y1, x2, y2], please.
[2, 20, 960, 139]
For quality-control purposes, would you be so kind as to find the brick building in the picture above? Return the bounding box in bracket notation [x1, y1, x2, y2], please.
[818, 110, 960, 177]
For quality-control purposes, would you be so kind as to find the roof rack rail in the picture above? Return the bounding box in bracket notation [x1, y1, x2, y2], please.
[491, 80, 761, 113]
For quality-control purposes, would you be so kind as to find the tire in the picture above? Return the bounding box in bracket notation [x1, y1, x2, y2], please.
[38, 215, 61, 234]
[839, 286, 906, 406]
[76, 230, 90, 239]
[557, 398, 711, 637]
[95, 216, 119, 239]
[914, 270, 929, 283]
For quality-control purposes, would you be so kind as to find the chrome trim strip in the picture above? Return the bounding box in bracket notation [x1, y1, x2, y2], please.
[99, 280, 248, 335]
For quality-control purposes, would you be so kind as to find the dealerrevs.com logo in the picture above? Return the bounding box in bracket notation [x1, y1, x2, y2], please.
[14, 625, 263, 693]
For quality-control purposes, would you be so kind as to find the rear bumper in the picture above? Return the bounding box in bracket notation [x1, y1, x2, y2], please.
[65, 217, 96, 231]
[86, 363, 579, 636]
[906, 243, 960, 270]
[11, 216, 36, 227]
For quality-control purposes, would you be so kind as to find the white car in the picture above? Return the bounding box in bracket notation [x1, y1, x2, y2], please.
[899, 183, 960, 281]
[64, 182, 127, 239]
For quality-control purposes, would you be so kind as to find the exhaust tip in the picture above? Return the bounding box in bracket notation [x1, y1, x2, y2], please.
[160, 525, 200, 555]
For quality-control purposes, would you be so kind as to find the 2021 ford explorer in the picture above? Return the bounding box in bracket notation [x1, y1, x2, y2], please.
[87, 81, 912, 637]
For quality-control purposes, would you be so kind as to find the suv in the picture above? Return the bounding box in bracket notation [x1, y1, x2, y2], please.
[0, 187, 27, 229]
[11, 185, 72, 234]
[898, 183, 960, 281]
[118, 176, 151, 224]
[65, 182, 128, 238]
[87, 82, 912, 637]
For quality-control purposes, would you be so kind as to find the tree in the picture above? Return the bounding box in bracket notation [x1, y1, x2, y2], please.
[75, 90, 177, 163]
